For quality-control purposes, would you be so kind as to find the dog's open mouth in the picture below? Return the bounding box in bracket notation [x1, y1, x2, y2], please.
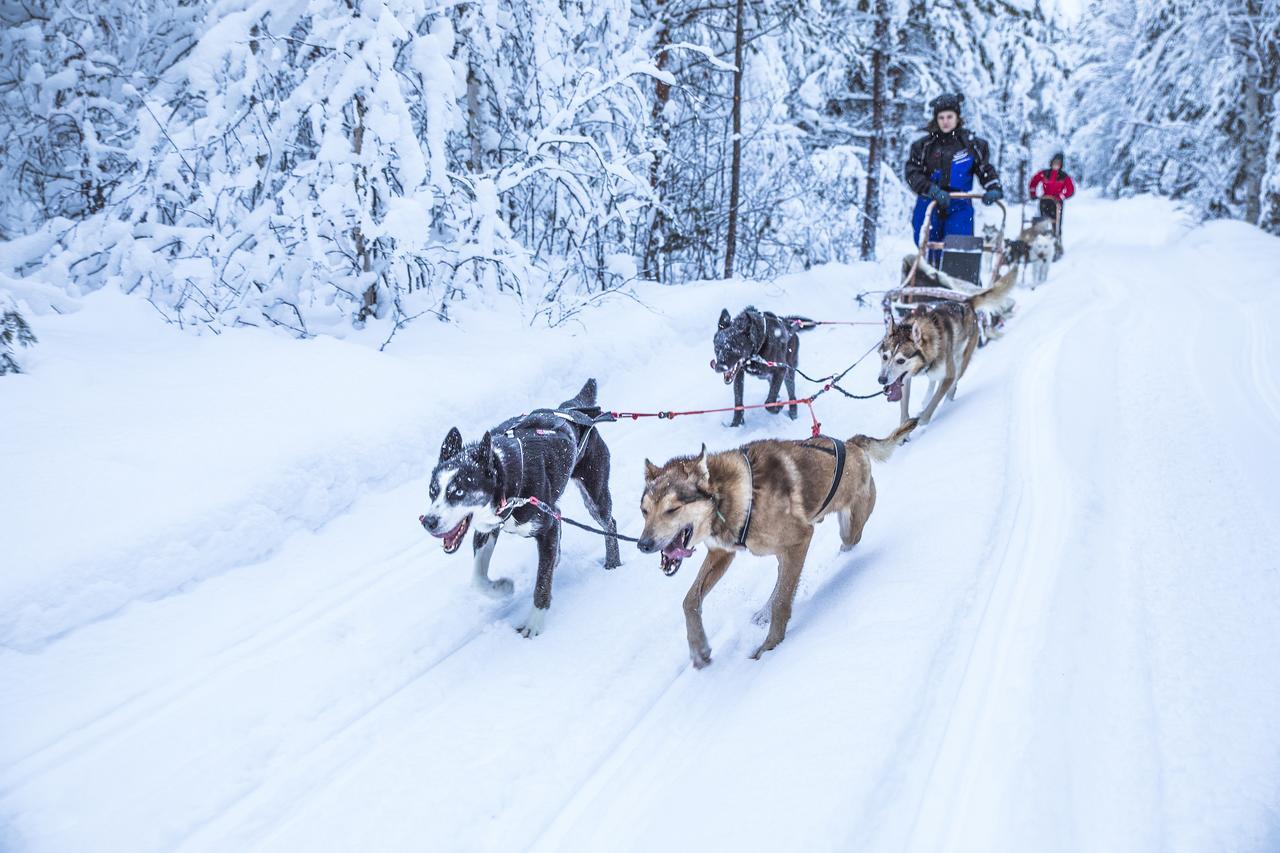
[659, 526, 695, 576]
[711, 358, 743, 385]
[884, 376, 905, 402]
[434, 515, 472, 554]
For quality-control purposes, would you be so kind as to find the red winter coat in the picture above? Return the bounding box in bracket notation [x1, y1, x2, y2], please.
[1029, 168, 1075, 201]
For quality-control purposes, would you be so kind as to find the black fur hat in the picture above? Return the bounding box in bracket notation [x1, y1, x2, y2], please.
[929, 92, 964, 117]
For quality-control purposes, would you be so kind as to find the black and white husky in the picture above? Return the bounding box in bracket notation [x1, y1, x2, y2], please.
[711, 307, 814, 427]
[419, 379, 621, 637]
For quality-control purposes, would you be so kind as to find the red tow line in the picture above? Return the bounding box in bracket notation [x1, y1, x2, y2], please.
[789, 319, 882, 329]
[611, 398, 824, 437]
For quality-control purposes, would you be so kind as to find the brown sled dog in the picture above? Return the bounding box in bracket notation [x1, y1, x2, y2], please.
[879, 267, 1018, 428]
[636, 420, 916, 668]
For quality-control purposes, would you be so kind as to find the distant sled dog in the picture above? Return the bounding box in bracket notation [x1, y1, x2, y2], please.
[419, 379, 620, 637]
[711, 306, 814, 427]
[879, 268, 1018, 427]
[1027, 232, 1055, 288]
[636, 421, 915, 667]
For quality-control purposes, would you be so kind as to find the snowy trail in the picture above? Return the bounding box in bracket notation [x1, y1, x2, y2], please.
[3, 197, 1280, 852]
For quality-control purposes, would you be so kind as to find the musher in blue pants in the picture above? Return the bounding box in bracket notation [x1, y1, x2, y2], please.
[904, 93, 1004, 264]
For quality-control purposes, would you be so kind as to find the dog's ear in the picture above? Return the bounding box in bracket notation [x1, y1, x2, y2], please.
[718, 308, 731, 329]
[475, 431, 493, 466]
[644, 458, 661, 482]
[911, 322, 925, 347]
[440, 427, 463, 462]
[695, 444, 710, 483]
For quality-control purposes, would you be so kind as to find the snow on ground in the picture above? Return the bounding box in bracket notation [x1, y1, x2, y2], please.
[2, 194, 1279, 852]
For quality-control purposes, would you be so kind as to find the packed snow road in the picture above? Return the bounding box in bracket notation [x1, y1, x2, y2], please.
[3, 196, 1279, 852]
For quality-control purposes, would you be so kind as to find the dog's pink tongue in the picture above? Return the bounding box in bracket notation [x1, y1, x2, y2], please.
[885, 379, 904, 402]
[664, 544, 695, 559]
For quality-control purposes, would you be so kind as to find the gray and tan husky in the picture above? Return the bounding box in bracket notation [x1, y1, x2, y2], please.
[879, 267, 1018, 427]
[636, 421, 915, 668]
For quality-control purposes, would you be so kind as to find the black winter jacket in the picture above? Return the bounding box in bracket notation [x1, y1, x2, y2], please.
[904, 127, 1002, 196]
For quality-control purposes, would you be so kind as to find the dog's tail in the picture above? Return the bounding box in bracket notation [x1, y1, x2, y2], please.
[850, 418, 918, 463]
[561, 378, 598, 410]
[783, 315, 818, 332]
[968, 267, 1018, 311]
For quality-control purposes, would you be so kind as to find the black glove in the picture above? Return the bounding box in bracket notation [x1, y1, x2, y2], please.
[927, 184, 951, 213]
[982, 187, 1004, 206]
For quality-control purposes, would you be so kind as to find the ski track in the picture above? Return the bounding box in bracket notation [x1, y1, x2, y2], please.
[902, 277, 1093, 851]
[4, 197, 1280, 852]
[3, 533, 432, 790]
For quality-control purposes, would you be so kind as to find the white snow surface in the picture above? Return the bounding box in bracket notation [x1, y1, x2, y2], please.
[3, 194, 1280, 852]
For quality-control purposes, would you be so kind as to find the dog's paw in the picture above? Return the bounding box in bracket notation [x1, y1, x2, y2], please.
[516, 607, 547, 638]
[690, 645, 713, 669]
[787, 409, 798, 420]
[728, 419, 745, 428]
[475, 577, 514, 598]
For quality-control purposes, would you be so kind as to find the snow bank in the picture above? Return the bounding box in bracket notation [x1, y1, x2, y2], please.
[0, 262, 897, 652]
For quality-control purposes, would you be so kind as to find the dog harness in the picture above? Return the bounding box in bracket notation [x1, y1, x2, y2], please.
[808, 435, 847, 518]
[727, 437, 844, 548]
[521, 406, 603, 471]
[493, 434, 525, 518]
[736, 449, 754, 548]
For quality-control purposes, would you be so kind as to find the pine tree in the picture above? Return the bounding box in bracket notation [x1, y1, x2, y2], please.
[0, 307, 37, 376]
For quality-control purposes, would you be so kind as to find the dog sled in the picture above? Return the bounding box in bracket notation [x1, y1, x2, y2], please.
[884, 191, 1008, 321]
[1021, 196, 1063, 262]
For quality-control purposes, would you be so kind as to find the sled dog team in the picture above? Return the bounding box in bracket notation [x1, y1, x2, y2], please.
[419, 269, 1019, 669]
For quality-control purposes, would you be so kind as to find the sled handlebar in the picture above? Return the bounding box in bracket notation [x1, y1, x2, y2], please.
[916, 196, 1008, 250]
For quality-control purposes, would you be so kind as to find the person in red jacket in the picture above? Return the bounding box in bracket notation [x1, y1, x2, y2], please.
[1028, 152, 1075, 258]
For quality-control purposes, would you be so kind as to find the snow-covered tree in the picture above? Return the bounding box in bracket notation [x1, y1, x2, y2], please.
[4, 0, 667, 335]
[1070, 0, 1280, 234]
[0, 0, 1077, 337]
[0, 0, 200, 238]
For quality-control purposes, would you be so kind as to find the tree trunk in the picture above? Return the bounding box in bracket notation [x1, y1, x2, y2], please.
[1260, 0, 1280, 234]
[1019, 126, 1030, 201]
[1262, 90, 1280, 235]
[643, 0, 673, 281]
[723, 0, 745, 279]
[353, 94, 377, 323]
[860, 0, 890, 261]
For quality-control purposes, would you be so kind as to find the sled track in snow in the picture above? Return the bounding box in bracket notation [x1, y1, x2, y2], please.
[903, 284, 1100, 850]
[1, 536, 501, 798]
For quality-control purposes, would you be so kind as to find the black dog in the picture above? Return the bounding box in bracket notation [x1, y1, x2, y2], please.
[711, 307, 813, 426]
[419, 379, 620, 637]
[1004, 239, 1030, 265]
